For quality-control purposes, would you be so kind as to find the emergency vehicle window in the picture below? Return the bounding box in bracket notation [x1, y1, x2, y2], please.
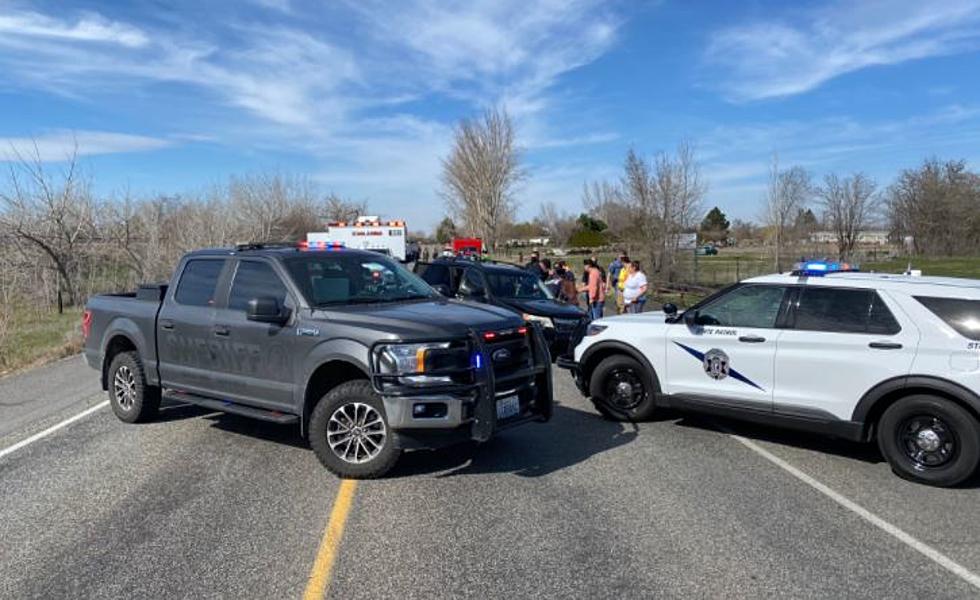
[794, 288, 872, 333]
[696, 285, 787, 329]
[174, 259, 226, 307]
[914, 296, 980, 341]
[229, 261, 288, 311]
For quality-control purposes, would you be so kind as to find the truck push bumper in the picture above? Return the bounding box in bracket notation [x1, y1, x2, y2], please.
[371, 324, 553, 450]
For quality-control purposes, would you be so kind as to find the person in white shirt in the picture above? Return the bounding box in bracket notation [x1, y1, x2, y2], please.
[622, 260, 648, 314]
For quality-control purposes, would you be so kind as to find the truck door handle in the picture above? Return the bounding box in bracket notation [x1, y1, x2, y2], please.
[213, 325, 230, 337]
[869, 342, 902, 350]
[160, 320, 175, 331]
[738, 335, 766, 343]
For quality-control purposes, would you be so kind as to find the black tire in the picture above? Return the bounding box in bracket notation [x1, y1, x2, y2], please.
[106, 351, 160, 423]
[878, 395, 980, 487]
[309, 381, 401, 479]
[589, 354, 658, 422]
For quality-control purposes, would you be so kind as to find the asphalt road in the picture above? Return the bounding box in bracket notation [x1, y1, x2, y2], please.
[3, 355, 980, 598]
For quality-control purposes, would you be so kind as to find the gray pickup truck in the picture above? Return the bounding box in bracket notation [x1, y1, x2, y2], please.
[83, 244, 553, 478]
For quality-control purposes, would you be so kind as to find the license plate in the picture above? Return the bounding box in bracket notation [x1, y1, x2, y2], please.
[496, 394, 520, 420]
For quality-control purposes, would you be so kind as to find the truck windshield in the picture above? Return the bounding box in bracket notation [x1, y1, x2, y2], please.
[485, 271, 554, 300]
[285, 254, 437, 307]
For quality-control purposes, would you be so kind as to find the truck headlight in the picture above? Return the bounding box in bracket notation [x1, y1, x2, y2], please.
[522, 313, 554, 329]
[376, 342, 464, 385]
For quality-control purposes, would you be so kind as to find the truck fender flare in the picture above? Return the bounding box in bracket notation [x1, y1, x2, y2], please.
[852, 375, 980, 431]
[579, 340, 662, 396]
[100, 319, 154, 387]
[298, 338, 372, 436]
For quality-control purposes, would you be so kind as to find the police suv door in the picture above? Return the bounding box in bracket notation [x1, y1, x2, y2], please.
[772, 285, 919, 421]
[666, 284, 791, 410]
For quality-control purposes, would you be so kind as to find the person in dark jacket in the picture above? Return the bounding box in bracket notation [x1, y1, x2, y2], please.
[525, 251, 546, 280]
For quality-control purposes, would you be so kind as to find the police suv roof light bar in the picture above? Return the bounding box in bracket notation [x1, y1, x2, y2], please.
[790, 260, 860, 277]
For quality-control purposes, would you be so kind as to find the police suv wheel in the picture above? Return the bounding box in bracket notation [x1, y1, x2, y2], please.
[107, 351, 160, 423]
[589, 355, 658, 421]
[310, 381, 401, 479]
[878, 395, 980, 487]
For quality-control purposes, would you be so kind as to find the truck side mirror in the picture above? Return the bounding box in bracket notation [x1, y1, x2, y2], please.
[683, 309, 699, 327]
[247, 297, 290, 325]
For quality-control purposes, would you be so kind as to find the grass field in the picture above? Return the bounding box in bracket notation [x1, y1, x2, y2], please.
[862, 256, 980, 279]
[0, 306, 83, 376]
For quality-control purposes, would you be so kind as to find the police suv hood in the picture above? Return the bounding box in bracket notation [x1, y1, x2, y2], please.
[576, 311, 670, 361]
[499, 298, 586, 319]
[313, 298, 523, 339]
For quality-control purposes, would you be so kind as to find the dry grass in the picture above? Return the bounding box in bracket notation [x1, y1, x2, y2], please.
[0, 305, 84, 377]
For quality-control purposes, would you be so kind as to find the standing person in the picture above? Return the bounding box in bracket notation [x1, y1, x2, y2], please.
[607, 252, 625, 311]
[623, 260, 648, 314]
[556, 261, 579, 306]
[525, 251, 545, 280]
[615, 256, 630, 314]
[579, 259, 605, 320]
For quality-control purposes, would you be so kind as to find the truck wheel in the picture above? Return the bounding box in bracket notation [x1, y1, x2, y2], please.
[878, 395, 980, 487]
[589, 354, 658, 422]
[309, 381, 401, 479]
[107, 351, 160, 423]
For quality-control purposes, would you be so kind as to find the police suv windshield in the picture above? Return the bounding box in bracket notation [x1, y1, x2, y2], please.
[485, 270, 554, 300]
[285, 253, 437, 307]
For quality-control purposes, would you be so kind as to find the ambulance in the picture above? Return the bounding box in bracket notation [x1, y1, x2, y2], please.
[307, 216, 408, 261]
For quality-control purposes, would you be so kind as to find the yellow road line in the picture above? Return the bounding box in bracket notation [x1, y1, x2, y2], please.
[303, 479, 358, 600]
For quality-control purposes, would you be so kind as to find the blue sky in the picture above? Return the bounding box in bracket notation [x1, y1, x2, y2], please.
[2, 0, 980, 230]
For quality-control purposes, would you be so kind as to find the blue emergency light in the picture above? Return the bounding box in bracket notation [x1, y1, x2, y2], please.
[792, 260, 859, 277]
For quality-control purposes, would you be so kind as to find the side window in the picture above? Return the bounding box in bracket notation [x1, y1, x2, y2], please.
[459, 268, 486, 296]
[794, 287, 886, 334]
[696, 285, 788, 328]
[417, 264, 451, 287]
[229, 261, 288, 311]
[915, 296, 980, 341]
[174, 259, 226, 307]
[868, 292, 901, 335]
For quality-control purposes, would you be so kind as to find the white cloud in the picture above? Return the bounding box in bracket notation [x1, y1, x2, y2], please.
[0, 131, 172, 161]
[0, 10, 148, 47]
[0, 3, 623, 227]
[705, 0, 980, 101]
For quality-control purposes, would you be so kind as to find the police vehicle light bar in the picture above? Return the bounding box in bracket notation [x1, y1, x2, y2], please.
[791, 260, 859, 277]
[299, 240, 346, 251]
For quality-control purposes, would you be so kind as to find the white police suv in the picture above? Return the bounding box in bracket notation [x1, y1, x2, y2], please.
[559, 262, 980, 486]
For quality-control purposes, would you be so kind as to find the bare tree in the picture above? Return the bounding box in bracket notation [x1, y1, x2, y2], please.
[0, 143, 94, 311]
[763, 158, 812, 272]
[619, 143, 706, 280]
[887, 158, 980, 256]
[818, 173, 878, 261]
[320, 194, 367, 223]
[441, 107, 526, 250]
[535, 201, 576, 247]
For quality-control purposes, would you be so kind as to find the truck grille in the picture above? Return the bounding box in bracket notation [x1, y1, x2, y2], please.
[484, 333, 533, 388]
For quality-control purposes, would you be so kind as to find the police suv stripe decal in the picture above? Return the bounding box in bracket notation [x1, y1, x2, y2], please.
[672, 341, 766, 392]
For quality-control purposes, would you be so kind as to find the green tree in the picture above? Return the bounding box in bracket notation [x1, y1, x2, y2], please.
[568, 229, 606, 247]
[699, 206, 730, 243]
[434, 217, 456, 244]
[576, 213, 608, 233]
